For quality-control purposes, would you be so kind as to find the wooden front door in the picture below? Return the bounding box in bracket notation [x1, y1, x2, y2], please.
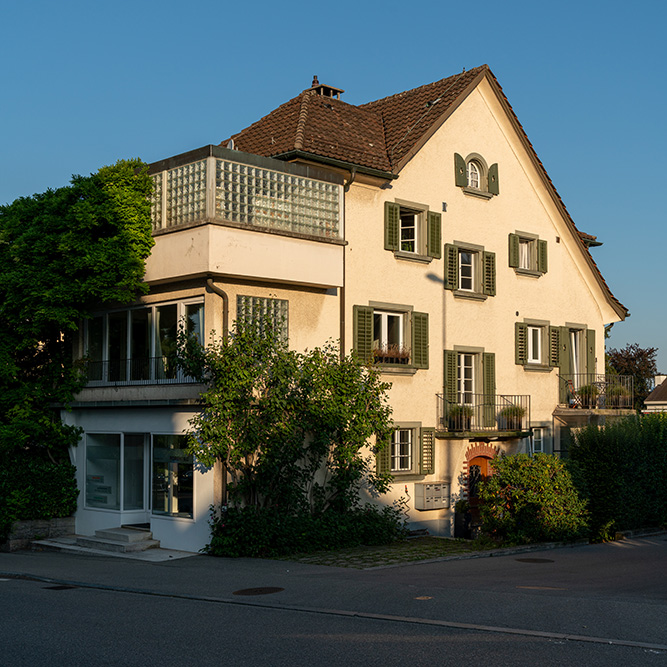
[468, 456, 492, 528]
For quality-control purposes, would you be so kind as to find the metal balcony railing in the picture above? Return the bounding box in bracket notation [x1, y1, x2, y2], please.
[84, 357, 200, 387]
[437, 394, 531, 433]
[558, 374, 633, 409]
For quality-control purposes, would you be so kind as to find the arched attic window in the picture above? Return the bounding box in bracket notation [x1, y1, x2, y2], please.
[454, 153, 499, 198]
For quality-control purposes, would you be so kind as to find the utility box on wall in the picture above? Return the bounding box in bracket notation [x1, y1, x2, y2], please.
[414, 481, 450, 510]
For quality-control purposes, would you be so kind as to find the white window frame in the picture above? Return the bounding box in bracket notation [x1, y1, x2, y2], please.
[457, 352, 476, 405]
[533, 427, 545, 453]
[519, 238, 532, 270]
[458, 250, 476, 292]
[527, 326, 542, 365]
[373, 310, 405, 351]
[391, 428, 413, 472]
[467, 161, 481, 189]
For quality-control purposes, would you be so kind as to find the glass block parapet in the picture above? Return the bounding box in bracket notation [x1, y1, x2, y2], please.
[150, 146, 343, 240]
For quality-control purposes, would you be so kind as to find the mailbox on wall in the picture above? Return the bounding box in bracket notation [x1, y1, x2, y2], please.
[414, 481, 451, 510]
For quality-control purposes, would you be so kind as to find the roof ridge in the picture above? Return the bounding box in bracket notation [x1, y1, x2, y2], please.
[361, 64, 488, 108]
[294, 91, 311, 151]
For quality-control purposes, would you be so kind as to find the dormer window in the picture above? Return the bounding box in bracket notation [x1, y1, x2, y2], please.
[454, 153, 499, 198]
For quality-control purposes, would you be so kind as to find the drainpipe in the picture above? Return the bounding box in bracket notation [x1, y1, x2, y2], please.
[205, 276, 229, 506]
[206, 277, 229, 340]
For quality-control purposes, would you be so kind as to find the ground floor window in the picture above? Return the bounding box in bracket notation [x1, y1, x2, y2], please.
[391, 428, 413, 472]
[152, 435, 194, 518]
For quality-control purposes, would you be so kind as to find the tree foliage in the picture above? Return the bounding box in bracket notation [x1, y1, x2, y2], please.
[606, 343, 658, 411]
[178, 323, 395, 515]
[478, 454, 589, 545]
[0, 160, 154, 460]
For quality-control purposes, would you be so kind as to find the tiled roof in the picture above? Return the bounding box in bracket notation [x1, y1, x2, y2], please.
[646, 379, 667, 404]
[221, 66, 628, 319]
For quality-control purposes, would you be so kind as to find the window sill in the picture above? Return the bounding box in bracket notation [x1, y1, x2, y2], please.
[453, 290, 488, 302]
[379, 366, 418, 376]
[390, 472, 425, 480]
[523, 364, 553, 373]
[393, 250, 434, 264]
[462, 187, 494, 200]
[515, 267, 543, 278]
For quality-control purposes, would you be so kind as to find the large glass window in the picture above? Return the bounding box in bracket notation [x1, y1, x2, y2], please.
[152, 435, 193, 519]
[123, 434, 145, 511]
[86, 433, 121, 510]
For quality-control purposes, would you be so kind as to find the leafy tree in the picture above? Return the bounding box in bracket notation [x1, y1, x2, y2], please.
[606, 343, 658, 411]
[478, 453, 589, 544]
[0, 160, 154, 461]
[177, 323, 395, 515]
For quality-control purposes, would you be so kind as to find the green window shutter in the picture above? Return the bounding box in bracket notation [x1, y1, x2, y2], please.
[376, 440, 391, 474]
[549, 326, 560, 367]
[537, 239, 548, 273]
[443, 349, 457, 401]
[454, 153, 467, 187]
[384, 201, 399, 251]
[586, 329, 596, 375]
[482, 352, 496, 427]
[353, 305, 373, 362]
[515, 323, 528, 365]
[488, 163, 499, 195]
[412, 312, 429, 369]
[420, 427, 435, 475]
[427, 211, 442, 259]
[483, 251, 496, 296]
[508, 234, 520, 268]
[559, 326, 572, 403]
[444, 244, 459, 290]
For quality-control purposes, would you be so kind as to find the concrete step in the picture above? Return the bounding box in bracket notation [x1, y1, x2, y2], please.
[95, 527, 154, 543]
[75, 535, 161, 553]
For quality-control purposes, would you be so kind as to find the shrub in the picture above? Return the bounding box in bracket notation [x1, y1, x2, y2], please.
[0, 454, 79, 541]
[206, 504, 407, 558]
[569, 413, 667, 537]
[478, 453, 588, 545]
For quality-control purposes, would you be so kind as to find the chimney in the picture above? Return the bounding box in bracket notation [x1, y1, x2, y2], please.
[305, 75, 344, 100]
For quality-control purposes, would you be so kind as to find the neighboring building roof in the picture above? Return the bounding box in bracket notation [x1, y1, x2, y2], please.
[645, 379, 667, 404]
[221, 65, 629, 320]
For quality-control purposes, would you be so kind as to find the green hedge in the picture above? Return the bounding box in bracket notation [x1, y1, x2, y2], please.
[0, 455, 79, 541]
[479, 453, 589, 545]
[569, 413, 667, 538]
[206, 504, 407, 558]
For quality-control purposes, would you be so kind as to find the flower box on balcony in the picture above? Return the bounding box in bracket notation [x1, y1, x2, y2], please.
[372, 346, 410, 365]
[497, 404, 526, 431]
[448, 405, 473, 431]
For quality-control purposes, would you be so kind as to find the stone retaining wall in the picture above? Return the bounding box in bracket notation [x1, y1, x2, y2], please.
[1, 517, 75, 552]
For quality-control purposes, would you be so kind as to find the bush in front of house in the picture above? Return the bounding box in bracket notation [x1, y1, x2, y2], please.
[206, 504, 407, 558]
[478, 453, 589, 545]
[569, 413, 667, 539]
[0, 454, 79, 541]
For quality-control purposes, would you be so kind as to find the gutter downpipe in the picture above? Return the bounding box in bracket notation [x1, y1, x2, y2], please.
[205, 276, 229, 506]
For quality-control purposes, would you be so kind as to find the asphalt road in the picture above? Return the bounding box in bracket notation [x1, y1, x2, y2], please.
[2, 536, 666, 666]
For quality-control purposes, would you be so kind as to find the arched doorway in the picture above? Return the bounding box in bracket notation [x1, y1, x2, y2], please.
[464, 443, 499, 535]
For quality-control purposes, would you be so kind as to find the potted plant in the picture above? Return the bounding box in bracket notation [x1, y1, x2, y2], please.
[448, 404, 473, 431]
[606, 383, 631, 408]
[497, 404, 526, 430]
[372, 344, 410, 365]
[578, 384, 599, 409]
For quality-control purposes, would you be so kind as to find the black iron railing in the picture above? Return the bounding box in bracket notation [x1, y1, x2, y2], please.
[437, 393, 531, 433]
[558, 374, 633, 409]
[84, 357, 199, 386]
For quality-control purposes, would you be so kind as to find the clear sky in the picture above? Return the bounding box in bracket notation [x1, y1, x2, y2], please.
[2, 0, 665, 368]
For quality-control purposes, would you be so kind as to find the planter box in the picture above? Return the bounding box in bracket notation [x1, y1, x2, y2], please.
[1, 517, 75, 552]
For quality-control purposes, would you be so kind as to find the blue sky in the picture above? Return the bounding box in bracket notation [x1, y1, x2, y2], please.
[2, 0, 665, 368]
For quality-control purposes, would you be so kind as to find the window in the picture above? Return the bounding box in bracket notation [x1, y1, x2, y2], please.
[515, 321, 552, 369]
[527, 326, 542, 364]
[533, 427, 545, 453]
[444, 243, 496, 297]
[376, 426, 435, 476]
[236, 295, 288, 342]
[454, 153, 499, 196]
[458, 353, 475, 404]
[384, 201, 441, 259]
[391, 428, 413, 472]
[85, 301, 204, 384]
[509, 233, 547, 275]
[152, 435, 193, 519]
[353, 305, 429, 369]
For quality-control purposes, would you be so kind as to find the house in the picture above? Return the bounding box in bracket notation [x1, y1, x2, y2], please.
[63, 65, 631, 551]
[644, 375, 667, 412]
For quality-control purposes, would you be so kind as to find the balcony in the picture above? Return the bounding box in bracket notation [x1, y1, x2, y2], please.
[84, 357, 199, 387]
[436, 393, 531, 439]
[557, 374, 634, 410]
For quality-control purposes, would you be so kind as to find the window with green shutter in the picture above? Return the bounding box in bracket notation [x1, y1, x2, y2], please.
[385, 200, 439, 258]
[420, 428, 435, 475]
[412, 312, 429, 369]
[454, 152, 499, 197]
[384, 202, 400, 251]
[427, 211, 441, 259]
[508, 232, 547, 276]
[444, 243, 496, 298]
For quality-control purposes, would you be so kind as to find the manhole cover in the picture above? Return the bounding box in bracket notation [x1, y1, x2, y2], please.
[232, 587, 284, 596]
[515, 558, 554, 564]
[43, 585, 77, 590]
